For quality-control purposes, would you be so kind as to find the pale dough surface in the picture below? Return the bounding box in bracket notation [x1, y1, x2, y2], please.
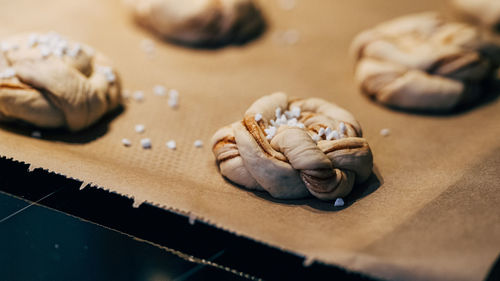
[451, 0, 500, 27]
[128, 0, 265, 46]
[212, 92, 373, 201]
[0, 32, 122, 131]
[351, 12, 494, 112]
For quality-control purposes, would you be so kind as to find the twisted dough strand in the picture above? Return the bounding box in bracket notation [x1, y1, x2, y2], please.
[0, 33, 121, 131]
[351, 12, 493, 111]
[128, 0, 265, 46]
[212, 92, 373, 201]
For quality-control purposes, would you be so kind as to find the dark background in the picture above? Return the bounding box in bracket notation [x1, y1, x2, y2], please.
[0, 156, 382, 281]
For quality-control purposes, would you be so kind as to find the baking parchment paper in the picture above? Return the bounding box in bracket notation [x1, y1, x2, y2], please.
[1, 0, 499, 280]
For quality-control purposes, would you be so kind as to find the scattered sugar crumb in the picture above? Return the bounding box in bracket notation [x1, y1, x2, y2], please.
[311, 134, 320, 142]
[31, 131, 42, 138]
[264, 106, 306, 140]
[153, 85, 166, 96]
[287, 118, 298, 126]
[334, 198, 345, 207]
[169, 89, 179, 99]
[283, 29, 300, 45]
[254, 113, 262, 122]
[0, 68, 16, 79]
[39, 45, 51, 58]
[326, 130, 340, 141]
[168, 99, 178, 108]
[325, 127, 332, 136]
[333, 130, 340, 140]
[122, 138, 131, 147]
[194, 140, 203, 148]
[4, 68, 16, 77]
[168, 89, 179, 108]
[318, 127, 325, 137]
[0, 42, 18, 52]
[380, 128, 391, 137]
[0, 42, 8, 52]
[278, 0, 296, 10]
[122, 89, 130, 99]
[140, 138, 152, 149]
[275, 107, 281, 118]
[325, 131, 333, 141]
[166, 140, 176, 150]
[290, 106, 301, 117]
[105, 70, 115, 83]
[52, 48, 64, 58]
[135, 124, 145, 133]
[133, 91, 144, 102]
[264, 126, 277, 140]
[141, 39, 154, 48]
[339, 122, 346, 134]
[38, 34, 49, 44]
[22, 32, 84, 60]
[140, 39, 155, 55]
[27, 33, 38, 47]
[98, 66, 115, 83]
[68, 43, 81, 58]
[279, 114, 287, 125]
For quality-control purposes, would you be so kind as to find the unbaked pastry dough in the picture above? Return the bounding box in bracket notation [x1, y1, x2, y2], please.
[451, 0, 500, 28]
[211, 92, 373, 201]
[0, 32, 121, 131]
[128, 0, 265, 46]
[351, 12, 494, 112]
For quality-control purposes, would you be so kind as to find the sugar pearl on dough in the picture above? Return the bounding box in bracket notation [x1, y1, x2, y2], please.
[254, 113, 262, 122]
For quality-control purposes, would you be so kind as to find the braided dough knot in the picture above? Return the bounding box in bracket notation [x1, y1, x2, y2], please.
[351, 12, 493, 111]
[128, 0, 265, 46]
[0, 32, 122, 131]
[212, 92, 373, 201]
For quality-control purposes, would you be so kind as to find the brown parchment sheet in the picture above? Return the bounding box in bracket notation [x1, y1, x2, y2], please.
[1, 0, 500, 280]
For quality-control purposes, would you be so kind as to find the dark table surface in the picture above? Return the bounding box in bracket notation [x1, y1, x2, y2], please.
[1, 156, 499, 281]
[0, 157, 383, 281]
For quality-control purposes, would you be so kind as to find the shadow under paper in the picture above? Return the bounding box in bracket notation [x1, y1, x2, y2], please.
[0, 106, 124, 144]
[228, 165, 383, 213]
[133, 6, 267, 51]
[368, 74, 500, 118]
